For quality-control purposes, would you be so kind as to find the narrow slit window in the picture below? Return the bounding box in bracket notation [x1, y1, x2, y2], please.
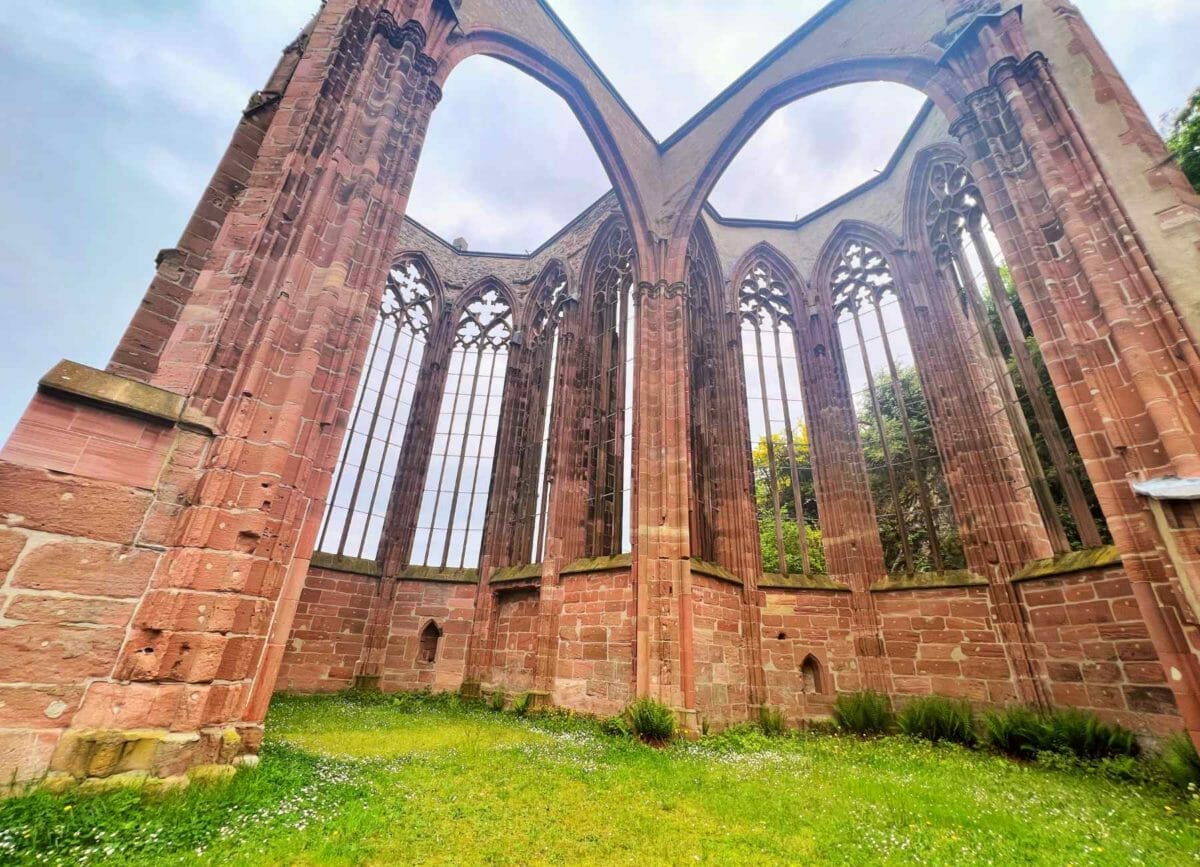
[317, 259, 433, 559]
[529, 265, 570, 563]
[584, 221, 637, 556]
[738, 257, 822, 576]
[418, 621, 442, 663]
[411, 284, 514, 568]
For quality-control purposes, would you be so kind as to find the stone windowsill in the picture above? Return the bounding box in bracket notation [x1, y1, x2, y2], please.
[1011, 545, 1121, 583]
[689, 558, 743, 586]
[759, 572, 849, 591]
[870, 570, 988, 592]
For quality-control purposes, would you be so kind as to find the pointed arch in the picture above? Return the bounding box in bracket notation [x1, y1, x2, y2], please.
[904, 144, 1107, 551]
[817, 220, 962, 576]
[800, 653, 825, 695]
[418, 619, 443, 664]
[578, 215, 638, 556]
[730, 242, 809, 323]
[316, 251, 445, 559]
[523, 258, 572, 339]
[439, 35, 651, 266]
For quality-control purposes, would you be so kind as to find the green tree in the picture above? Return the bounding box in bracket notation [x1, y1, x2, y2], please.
[751, 426, 825, 575]
[1166, 87, 1200, 192]
[855, 367, 964, 574]
[982, 267, 1109, 549]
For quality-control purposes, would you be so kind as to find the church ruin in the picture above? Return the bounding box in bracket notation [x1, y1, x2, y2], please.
[2, 0, 1200, 784]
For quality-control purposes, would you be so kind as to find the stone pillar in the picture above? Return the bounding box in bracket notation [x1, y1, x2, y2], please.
[795, 296, 892, 693]
[946, 9, 1200, 743]
[894, 247, 1053, 704]
[630, 273, 695, 720]
[0, 4, 450, 784]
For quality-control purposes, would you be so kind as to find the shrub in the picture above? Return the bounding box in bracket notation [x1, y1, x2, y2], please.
[981, 706, 1051, 759]
[758, 706, 787, 737]
[600, 715, 632, 738]
[511, 692, 534, 717]
[832, 691, 894, 736]
[1158, 732, 1200, 792]
[1045, 708, 1139, 760]
[897, 696, 976, 746]
[626, 698, 676, 744]
[488, 690, 506, 712]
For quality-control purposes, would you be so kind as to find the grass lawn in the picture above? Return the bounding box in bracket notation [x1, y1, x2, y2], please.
[2, 692, 1198, 865]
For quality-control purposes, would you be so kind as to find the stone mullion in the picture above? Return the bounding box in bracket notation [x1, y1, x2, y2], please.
[952, 245, 1070, 554]
[966, 219, 1103, 549]
[951, 51, 1200, 739]
[633, 280, 693, 716]
[377, 308, 456, 576]
[795, 307, 890, 693]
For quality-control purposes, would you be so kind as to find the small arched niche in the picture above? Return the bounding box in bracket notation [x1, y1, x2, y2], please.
[418, 620, 443, 664]
[800, 653, 825, 695]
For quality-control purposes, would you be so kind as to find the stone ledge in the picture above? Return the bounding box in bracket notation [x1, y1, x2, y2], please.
[870, 570, 988, 592]
[490, 562, 543, 584]
[759, 572, 848, 591]
[310, 551, 383, 577]
[689, 558, 743, 586]
[39, 360, 215, 432]
[1011, 545, 1121, 583]
[397, 565, 479, 584]
[560, 553, 632, 575]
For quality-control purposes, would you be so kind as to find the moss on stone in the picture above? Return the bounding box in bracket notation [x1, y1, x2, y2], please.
[1012, 546, 1122, 583]
[870, 570, 988, 592]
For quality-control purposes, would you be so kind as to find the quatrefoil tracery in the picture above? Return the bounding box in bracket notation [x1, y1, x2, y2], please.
[384, 260, 435, 335]
[454, 285, 513, 350]
[831, 239, 895, 314]
[924, 160, 983, 265]
[739, 262, 794, 327]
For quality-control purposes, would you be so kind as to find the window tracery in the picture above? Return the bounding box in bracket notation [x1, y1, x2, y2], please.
[529, 264, 570, 562]
[317, 258, 435, 559]
[738, 256, 821, 576]
[832, 239, 961, 575]
[411, 283, 514, 568]
[584, 221, 637, 556]
[923, 159, 1106, 550]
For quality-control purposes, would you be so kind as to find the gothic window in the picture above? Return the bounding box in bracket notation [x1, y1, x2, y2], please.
[317, 258, 434, 559]
[411, 283, 514, 568]
[528, 264, 571, 562]
[924, 160, 1106, 550]
[800, 654, 824, 695]
[738, 257, 822, 576]
[584, 221, 637, 556]
[832, 239, 962, 575]
[418, 620, 442, 664]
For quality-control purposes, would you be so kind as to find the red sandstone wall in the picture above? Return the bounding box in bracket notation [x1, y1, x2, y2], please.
[379, 580, 476, 692]
[760, 588, 853, 721]
[487, 586, 540, 692]
[691, 575, 749, 727]
[0, 397, 196, 781]
[276, 566, 476, 694]
[552, 570, 635, 715]
[275, 567, 373, 692]
[1018, 566, 1181, 734]
[875, 586, 1016, 704]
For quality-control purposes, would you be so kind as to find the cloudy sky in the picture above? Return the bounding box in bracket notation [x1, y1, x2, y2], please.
[0, 0, 1196, 439]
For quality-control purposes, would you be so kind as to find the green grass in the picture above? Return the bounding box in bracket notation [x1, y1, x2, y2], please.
[2, 692, 1199, 865]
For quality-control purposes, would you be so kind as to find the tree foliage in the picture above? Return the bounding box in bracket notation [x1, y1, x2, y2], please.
[1166, 87, 1200, 192]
